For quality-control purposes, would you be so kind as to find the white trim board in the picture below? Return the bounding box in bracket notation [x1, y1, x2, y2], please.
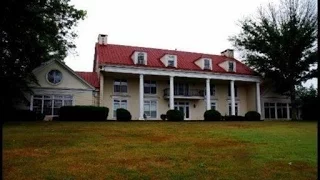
[100, 65, 261, 83]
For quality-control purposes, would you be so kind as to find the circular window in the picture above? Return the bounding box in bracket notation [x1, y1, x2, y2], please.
[47, 70, 62, 85]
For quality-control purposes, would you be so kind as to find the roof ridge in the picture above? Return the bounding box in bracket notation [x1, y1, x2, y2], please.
[99, 43, 225, 57]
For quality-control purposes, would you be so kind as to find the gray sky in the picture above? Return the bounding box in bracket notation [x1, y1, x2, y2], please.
[65, 0, 317, 88]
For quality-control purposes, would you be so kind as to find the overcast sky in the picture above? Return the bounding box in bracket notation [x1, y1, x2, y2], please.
[65, 0, 317, 87]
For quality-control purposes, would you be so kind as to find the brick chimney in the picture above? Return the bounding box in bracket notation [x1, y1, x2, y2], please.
[221, 49, 234, 58]
[98, 34, 108, 45]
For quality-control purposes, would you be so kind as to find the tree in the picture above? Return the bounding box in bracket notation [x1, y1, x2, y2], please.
[296, 85, 318, 120]
[229, 0, 318, 120]
[0, 0, 86, 111]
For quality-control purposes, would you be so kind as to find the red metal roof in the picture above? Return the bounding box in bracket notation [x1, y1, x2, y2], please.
[96, 43, 255, 75]
[76, 72, 99, 88]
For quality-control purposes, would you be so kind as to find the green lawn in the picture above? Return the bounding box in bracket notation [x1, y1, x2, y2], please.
[2, 121, 317, 180]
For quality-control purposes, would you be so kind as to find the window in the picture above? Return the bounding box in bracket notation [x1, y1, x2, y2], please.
[264, 103, 276, 119]
[174, 83, 189, 96]
[204, 59, 211, 69]
[32, 95, 73, 116]
[144, 80, 156, 94]
[114, 79, 127, 93]
[210, 84, 215, 96]
[277, 103, 288, 118]
[228, 102, 239, 116]
[168, 59, 175, 67]
[228, 84, 238, 97]
[47, 70, 63, 85]
[167, 55, 176, 67]
[113, 99, 128, 118]
[204, 84, 216, 96]
[144, 100, 157, 118]
[228, 61, 235, 72]
[137, 52, 145, 64]
[211, 102, 216, 110]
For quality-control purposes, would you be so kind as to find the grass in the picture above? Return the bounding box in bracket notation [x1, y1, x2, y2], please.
[3, 121, 317, 180]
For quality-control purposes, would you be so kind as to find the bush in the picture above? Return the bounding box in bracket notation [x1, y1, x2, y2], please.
[6, 109, 45, 121]
[160, 114, 167, 121]
[59, 106, 109, 121]
[204, 109, 222, 121]
[224, 115, 246, 121]
[166, 110, 184, 121]
[245, 111, 261, 121]
[116, 108, 132, 121]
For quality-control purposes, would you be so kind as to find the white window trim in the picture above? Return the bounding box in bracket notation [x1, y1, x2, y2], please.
[203, 58, 212, 70]
[204, 100, 218, 111]
[166, 55, 177, 68]
[133, 52, 147, 65]
[227, 100, 240, 116]
[30, 94, 74, 116]
[174, 101, 191, 120]
[263, 101, 291, 119]
[228, 61, 236, 72]
[113, 79, 128, 94]
[143, 99, 158, 120]
[112, 97, 129, 119]
[144, 80, 157, 95]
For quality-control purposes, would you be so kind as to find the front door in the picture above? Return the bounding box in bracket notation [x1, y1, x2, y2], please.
[174, 101, 190, 120]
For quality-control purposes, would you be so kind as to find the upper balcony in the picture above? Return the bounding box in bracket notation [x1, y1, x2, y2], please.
[163, 88, 204, 100]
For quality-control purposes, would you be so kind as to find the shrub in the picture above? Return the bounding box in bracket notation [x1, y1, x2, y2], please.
[7, 109, 45, 121]
[160, 114, 167, 121]
[166, 110, 184, 121]
[59, 106, 109, 121]
[224, 115, 246, 121]
[204, 109, 222, 121]
[245, 111, 261, 121]
[116, 108, 132, 121]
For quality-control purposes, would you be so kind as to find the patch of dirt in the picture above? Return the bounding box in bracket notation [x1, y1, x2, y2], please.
[259, 161, 317, 180]
[194, 139, 248, 148]
[3, 148, 50, 158]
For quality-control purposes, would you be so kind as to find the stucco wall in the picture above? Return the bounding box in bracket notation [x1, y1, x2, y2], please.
[32, 61, 89, 89]
[246, 84, 256, 112]
[102, 75, 253, 120]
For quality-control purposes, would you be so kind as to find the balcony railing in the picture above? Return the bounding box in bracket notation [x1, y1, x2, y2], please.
[164, 88, 204, 97]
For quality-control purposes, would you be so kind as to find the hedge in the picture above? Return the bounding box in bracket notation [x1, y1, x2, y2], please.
[7, 109, 45, 121]
[116, 108, 132, 121]
[166, 110, 184, 121]
[59, 106, 109, 121]
[160, 114, 167, 121]
[204, 109, 222, 121]
[245, 111, 261, 121]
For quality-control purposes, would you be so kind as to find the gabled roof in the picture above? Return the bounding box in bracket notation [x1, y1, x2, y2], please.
[96, 43, 255, 75]
[76, 72, 100, 88]
[32, 59, 96, 90]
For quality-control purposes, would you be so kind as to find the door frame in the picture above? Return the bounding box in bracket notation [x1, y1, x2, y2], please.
[174, 101, 190, 120]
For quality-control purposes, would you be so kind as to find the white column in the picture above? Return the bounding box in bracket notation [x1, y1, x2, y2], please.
[99, 73, 104, 107]
[275, 103, 278, 119]
[286, 103, 290, 119]
[256, 82, 261, 114]
[206, 78, 211, 110]
[169, 76, 174, 109]
[30, 95, 33, 111]
[230, 80, 235, 115]
[139, 74, 144, 120]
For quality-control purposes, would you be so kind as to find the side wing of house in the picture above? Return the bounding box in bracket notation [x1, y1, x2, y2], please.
[261, 86, 295, 119]
[26, 60, 97, 117]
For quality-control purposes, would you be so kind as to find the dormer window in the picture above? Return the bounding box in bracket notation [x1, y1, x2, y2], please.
[137, 52, 145, 65]
[228, 61, 236, 72]
[168, 59, 175, 67]
[204, 59, 211, 70]
[132, 51, 147, 65]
